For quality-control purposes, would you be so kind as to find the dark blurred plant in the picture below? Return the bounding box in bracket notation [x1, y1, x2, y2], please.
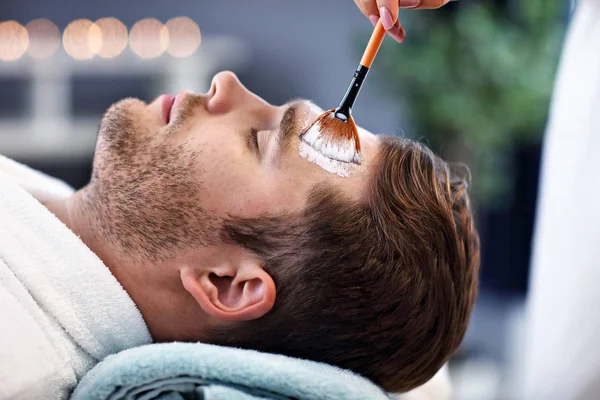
[377, 0, 566, 204]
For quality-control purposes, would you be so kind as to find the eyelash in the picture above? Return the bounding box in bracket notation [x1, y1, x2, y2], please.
[249, 128, 259, 150]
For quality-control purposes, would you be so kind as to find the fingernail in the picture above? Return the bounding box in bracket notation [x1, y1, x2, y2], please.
[397, 25, 406, 42]
[379, 7, 394, 30]
[399, 0, 420, 8]
[369, 15, 379, 27]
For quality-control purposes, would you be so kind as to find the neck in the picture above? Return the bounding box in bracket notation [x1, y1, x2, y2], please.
[43, 189, 209, 342]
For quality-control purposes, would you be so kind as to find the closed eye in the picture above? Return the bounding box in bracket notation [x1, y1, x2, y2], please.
[248, 128, 259, 151]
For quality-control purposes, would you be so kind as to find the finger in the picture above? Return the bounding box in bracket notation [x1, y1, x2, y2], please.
[376, 0, 399, 30]
[370, 16, 405, 44]
[412, 0, 452, 9]
[354, 0, 379, 20]
[398, 0, 421, 8]
[387, 20, 406, 43]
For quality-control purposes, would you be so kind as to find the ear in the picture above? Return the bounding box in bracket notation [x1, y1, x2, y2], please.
[180, 261, 276, 322]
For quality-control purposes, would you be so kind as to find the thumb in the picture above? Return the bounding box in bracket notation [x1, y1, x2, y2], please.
[398, 0, 421, 8]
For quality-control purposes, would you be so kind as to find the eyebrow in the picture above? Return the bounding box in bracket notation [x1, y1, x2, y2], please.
[270, 101, 302, 165]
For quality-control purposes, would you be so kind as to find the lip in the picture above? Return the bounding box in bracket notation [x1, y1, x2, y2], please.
[161, 94, 176, 124]
[170, 90, 190, 123]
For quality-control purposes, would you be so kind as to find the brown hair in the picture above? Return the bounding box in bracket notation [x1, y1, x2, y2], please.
[211, 136, 480, 393]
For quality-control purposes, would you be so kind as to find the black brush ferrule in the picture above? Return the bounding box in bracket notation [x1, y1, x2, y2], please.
[334, 64, 370, 121]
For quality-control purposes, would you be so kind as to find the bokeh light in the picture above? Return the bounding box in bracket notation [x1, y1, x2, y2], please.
[95, 17, 128, 59]
[129, 18, 169, 59]
[63, 19, 102, 60]
[26, 19, 60, 59]
[88, 23, 103, 55]
[0, 21, 29, 61]
[165, 17, 201, 58]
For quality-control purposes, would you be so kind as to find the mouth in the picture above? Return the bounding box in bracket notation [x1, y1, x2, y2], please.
[161, 94, 176, 124]
[161, 90, 190, 124]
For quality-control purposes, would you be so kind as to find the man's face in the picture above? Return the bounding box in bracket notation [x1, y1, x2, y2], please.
[88, 71, 379, 262]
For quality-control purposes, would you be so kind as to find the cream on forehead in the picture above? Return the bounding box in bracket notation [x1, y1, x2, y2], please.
[297, 120, 359, 178]
[297, 102, 371, 178]
[306, 101, 324, 115]
[299, 141, 357, 177]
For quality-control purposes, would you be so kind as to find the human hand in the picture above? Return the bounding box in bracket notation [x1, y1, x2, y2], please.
[353, 0, 453, 43]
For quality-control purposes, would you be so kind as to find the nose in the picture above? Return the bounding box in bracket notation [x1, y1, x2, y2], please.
[207, 71, 278, 122]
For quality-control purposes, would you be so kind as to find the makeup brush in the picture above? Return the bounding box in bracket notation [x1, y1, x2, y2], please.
[301, 19, 387, 165]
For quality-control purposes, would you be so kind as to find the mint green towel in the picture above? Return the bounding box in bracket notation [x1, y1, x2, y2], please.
[72, 343, 390, 400]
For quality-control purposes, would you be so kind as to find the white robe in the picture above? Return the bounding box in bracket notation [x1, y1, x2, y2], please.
[0, 155, 152, 400]
[522, 1, 600, 399]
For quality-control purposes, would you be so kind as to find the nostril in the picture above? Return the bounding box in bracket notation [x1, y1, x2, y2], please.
[207, 73, 235, 114]
[207, 80, 216, 99]
[212, 71, 243, 95]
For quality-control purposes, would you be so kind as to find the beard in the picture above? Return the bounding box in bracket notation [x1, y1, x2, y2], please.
[82, 98, 219, 263]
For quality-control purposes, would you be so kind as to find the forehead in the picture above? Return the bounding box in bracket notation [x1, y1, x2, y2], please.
[356, 126, 380, 165]
[349, 125, 380, 202]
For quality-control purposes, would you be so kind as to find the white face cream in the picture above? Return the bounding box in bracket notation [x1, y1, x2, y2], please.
[299, 141, 357, 178]
[298, 101, 362, 178]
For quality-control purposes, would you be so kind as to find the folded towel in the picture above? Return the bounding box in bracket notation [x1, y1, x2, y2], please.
[71, 342, 391, 400]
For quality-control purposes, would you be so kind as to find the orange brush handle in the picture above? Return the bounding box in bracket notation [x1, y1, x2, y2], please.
[360, 19, 386, 68]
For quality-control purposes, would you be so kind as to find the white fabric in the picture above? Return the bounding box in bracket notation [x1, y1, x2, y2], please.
[395, 365, 451, 400]
[522, 1, 600, 399]
[0, 155, 152, 400]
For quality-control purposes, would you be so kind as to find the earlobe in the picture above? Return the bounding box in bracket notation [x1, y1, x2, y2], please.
[180, 265, 276, 322]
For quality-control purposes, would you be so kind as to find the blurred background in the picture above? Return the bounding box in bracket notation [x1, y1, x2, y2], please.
[0, 0, 571, 398]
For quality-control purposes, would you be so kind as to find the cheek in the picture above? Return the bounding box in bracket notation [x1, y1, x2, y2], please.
[180, 122, 315, 219]
[195, 148, 302, 218]
[186, 128, 262, 215]
[204, 170, 274, 217]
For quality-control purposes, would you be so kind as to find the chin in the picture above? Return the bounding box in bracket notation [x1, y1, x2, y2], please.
[92, 97, 152, 173]
[100, 97, 147, 126]
[98, 97, 153, 140]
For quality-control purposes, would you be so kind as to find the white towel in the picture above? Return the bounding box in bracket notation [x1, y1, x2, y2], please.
[522, 1, 600, 399]
[0, 155, 152, 400]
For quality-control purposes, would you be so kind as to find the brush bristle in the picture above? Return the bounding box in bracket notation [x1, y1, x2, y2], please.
[300, 109, 362, 165]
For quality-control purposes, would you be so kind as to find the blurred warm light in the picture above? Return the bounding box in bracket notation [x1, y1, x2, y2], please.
[2, 17, 201, 61]
[95, 17, 128, 59]
[63, 19, 103, 60]
[88, 23, 102, 55]
[0, 21, 29, 61]
[129, 18, 169, 59]
[26, 19, 60, 59]
[165, 17, 201, 58]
